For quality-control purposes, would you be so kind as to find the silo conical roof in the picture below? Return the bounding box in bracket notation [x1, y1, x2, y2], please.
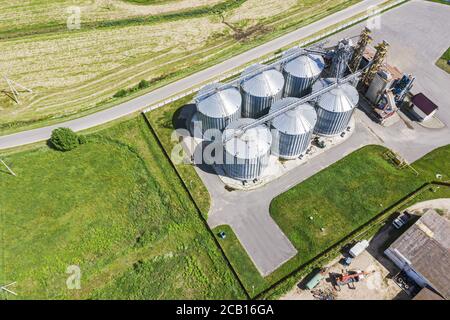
[317, 87, 357, 113]
[270, 98, 317, 135]
[223, 118, 272, 159]
[196, 83, 242, 118]
[283, 48, 325, 78]
[241, 64, 284, 98]
[313, 78, 359, 106]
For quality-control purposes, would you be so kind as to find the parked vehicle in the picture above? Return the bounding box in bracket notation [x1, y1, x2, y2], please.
[305, 268, 327, 290]
[392, 211, 412, 229]
[349, 240, 369, 258]
[343, 257, 353, 266]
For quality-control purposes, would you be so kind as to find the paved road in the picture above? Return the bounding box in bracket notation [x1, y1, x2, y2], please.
[0, 0, 388, 150]
[202, 0, 450, 276]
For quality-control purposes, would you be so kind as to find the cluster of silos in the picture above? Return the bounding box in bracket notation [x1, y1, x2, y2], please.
[282, 48, 325, 98]
[193, 44, 360, 182]
[195, 83, 242, 134]
[312, 78, 359, 136]
[240, 64, 285, 118]
[270, 98, 317, 159]
[222, 118, 272, 181]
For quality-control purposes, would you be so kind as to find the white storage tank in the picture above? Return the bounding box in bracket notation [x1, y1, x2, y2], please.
[240, 64, 285, 119]
[196, 83, 242, 133]
[270, 98, 317, 159]
[282, 48, 324, 98]
[223, 118, 272, 181]
[365, 70, 393, 104]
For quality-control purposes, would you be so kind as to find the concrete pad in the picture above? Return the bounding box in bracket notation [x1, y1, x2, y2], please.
[230, 212, 297, 276]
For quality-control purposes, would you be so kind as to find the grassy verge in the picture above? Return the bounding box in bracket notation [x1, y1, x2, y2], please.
[213, 225, 267, 297]
[145, 95, 211, 218]
[436, 47, 450, 74]
[0, 116, 244, 299]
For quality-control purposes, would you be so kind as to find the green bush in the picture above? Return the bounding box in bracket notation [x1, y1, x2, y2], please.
[49, 127, 81, 151]
[113, 89, 128, 98]
[78, 134, 87, 145]
[138, 79, 150, 89]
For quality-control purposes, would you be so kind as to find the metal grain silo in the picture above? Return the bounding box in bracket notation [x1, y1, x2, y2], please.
[313, 83, 359, 136]
[196, 83, 242, 134]
[270, 98, 317, 159]
[312, 78, 359, 106]
[240, 64, 285, 119]
[282, 48, 324, 98]
[223, 118, 272, 181]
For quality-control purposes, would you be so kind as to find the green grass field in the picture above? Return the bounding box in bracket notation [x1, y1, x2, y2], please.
[210, 145, 450, 297]
[0, 116, 244, 299]
[436, 46, 450, 73]
[147, 95, 211, 217]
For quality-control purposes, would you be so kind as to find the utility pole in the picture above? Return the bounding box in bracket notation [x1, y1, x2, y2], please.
[1, 74, 33, 104]
[0, 282, 17, 296]
[0, 158, 16, 176]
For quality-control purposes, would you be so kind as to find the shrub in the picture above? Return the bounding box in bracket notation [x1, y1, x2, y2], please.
[49, 127, 80, 151]
[78, 134, 87, 145]
[113, 89, 128, 98]
[138, 79, 150, 89]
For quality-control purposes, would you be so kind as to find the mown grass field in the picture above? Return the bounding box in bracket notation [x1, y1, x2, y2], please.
[211, 145, 450, 297]
[0, 116, 245, 299]
[436, 46, 450, 73]
[0, 0, 360, 133]
[0, 0, 226, 37]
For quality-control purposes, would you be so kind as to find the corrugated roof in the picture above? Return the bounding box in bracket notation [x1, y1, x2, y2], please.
[387, 210, 450, 300]
[413, 287, 444, 300]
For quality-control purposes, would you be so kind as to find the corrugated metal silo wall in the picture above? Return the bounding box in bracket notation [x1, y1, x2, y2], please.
[241, 90, 283, 118]
[271, 129, 313, 159]
[283, 72, 316, 98]
[314, 108, 354, 136]
[198, 108, 241, 133]
[223, 150, 270, 181]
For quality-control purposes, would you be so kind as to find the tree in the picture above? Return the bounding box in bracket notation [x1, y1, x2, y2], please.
[49, 127, 80, 151]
